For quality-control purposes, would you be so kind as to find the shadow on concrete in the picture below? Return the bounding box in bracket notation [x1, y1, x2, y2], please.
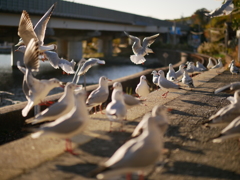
[181, 100, 214, 107]
[162, 161, 240, 179]
[164, 141, 205, 155]
[169, 109, 200, 117]
[56, 163, 97, 179]
[165, 125, 199, 142]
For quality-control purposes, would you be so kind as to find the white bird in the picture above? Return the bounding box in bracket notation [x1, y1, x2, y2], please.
[229, 60, 239, 75]
[26, 82, 79, 124]
[16, 3, 57, 52]
[135, 75, 150, 100]
[214, 82, 240, 94]
[86, 76, 110, 114]
[74, 58, 106, 86]
[166, 63, 177, 81]
[203, 90, 240, 127]
[31, 90, 89, 155]
[124, 31, 159, 64]
[44, 51, 76, 74]
[132, 105, 169, 138]
[205, 0, 234, 18]
[19, 38, 63, 117]
[106, 89, 127, 132]
[196, 61, 207, 71]
[207, 58, 215, 69]
[91, 113, 163, 180]
[182, 70, 194, 89]
[158, 70, 181, 98]
[175, 64, 185, 79]
[211, 58, 223, 73]
[186, 62, 195, 75]
[212, 116, 240, 143]
[112, 82, 143, 108]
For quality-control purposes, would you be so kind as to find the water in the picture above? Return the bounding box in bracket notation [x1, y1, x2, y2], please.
[0, 54, 146, 107]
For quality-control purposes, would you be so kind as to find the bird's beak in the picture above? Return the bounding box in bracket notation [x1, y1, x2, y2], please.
[107, 78, 112, 81]
[15, 49, 19, 52]
[59, 81, 67, 88]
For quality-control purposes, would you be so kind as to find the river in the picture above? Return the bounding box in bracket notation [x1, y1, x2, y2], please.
[0, 54, 152, 107]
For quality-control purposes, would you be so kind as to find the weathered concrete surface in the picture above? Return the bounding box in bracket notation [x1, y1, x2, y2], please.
[2, 68, 240, 180]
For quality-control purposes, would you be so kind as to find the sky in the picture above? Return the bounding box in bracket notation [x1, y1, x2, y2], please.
[64, 0, 223, 20]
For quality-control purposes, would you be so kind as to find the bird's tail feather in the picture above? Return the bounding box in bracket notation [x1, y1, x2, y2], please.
[130, 55, 146, 64]
[31, 131, 44, 139]
[22, 101, 34, 117]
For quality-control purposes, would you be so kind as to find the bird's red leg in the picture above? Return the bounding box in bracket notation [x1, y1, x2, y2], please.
[126, 173, 132, 180]
[65, 139, 78, 155]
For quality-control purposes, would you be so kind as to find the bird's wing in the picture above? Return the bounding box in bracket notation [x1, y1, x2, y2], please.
[18, 10, 38, 46]
[34, 3, 56, 45]
[24, 38, 40, 71]
[44, 51, 60, 68]
[142, 33, 159, 48]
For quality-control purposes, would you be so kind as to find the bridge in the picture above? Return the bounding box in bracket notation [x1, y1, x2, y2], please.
[0, 0, 189, 64]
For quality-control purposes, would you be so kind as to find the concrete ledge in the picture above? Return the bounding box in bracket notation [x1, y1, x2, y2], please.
[0, 65, 225, 180]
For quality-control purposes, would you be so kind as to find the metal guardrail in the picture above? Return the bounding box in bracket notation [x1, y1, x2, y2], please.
[0, 0, 187, 29]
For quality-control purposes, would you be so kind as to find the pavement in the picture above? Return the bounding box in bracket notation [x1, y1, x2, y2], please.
[1, 68, 240, 180]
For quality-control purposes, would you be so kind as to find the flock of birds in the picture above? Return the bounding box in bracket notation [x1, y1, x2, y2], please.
[10, 2, 240, 180]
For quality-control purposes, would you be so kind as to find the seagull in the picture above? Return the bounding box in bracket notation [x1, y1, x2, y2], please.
[132, 105, 170, 138]
[186, 62, 195, 76]
[151, 70, 159, 89]
[166, 63, 177, 81]
[212, 116, 240, 143]
[106, 89, 127, 132]
[91, 113, 163, 180]
[229, 60, 239, 76]
[135, 75, 150, 100]
[158, 70, 181, 98]
[31, 90, 89, 155]
[16, 3, 57, 52]
[124, 31, 159, 64]
[207, 58, 215, 69]
[26, 82, 79, 124]
[112, 82, 143, 108]
[19, 38, 64, 117]
[214, 82, 240, 94]
[17, 60, 64, 117]
[203, 90, 240, 127]
[44, 51, 76, 74]
[196, 61, 207, 71]
[175, 64, 185, 79]
[205, 0, 234, 18]
[211, 58, 223, 73]
[74, 58, 106, 87]
[86, 76, 110, 114]
[182, 69, 194, 90]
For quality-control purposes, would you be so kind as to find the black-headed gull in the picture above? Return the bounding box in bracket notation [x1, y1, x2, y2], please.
[203, 90, 240, 127]
[44, 51, 76, 74]
[16, 3, 57, 52]
[31, 90, 89, 155]
[158, 70, 181, 98]
[20, 38, 63, 117]
[207, 58, 215, 69]
[91, 113, 163, 180]
[26, 82, 79, 124]
[106, 89, 127, 132]
[166, 63, 177, 81]
[74, 58, 106, 86]
[212, 116, 240, 143]
[182, 69, 194, 89]
[211, 58, 223, 73]
[175, 64, 185, 79]
[112, 82, 143, 108]
[229, 60, 239, 76]
[86, 76, 110, 114]
[196, 61, 207, 71]
[135, 75, 150, 100]
[214, 82, 240, 94]
[132, 105, 170, 138]
[124, 31, 159, 64]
